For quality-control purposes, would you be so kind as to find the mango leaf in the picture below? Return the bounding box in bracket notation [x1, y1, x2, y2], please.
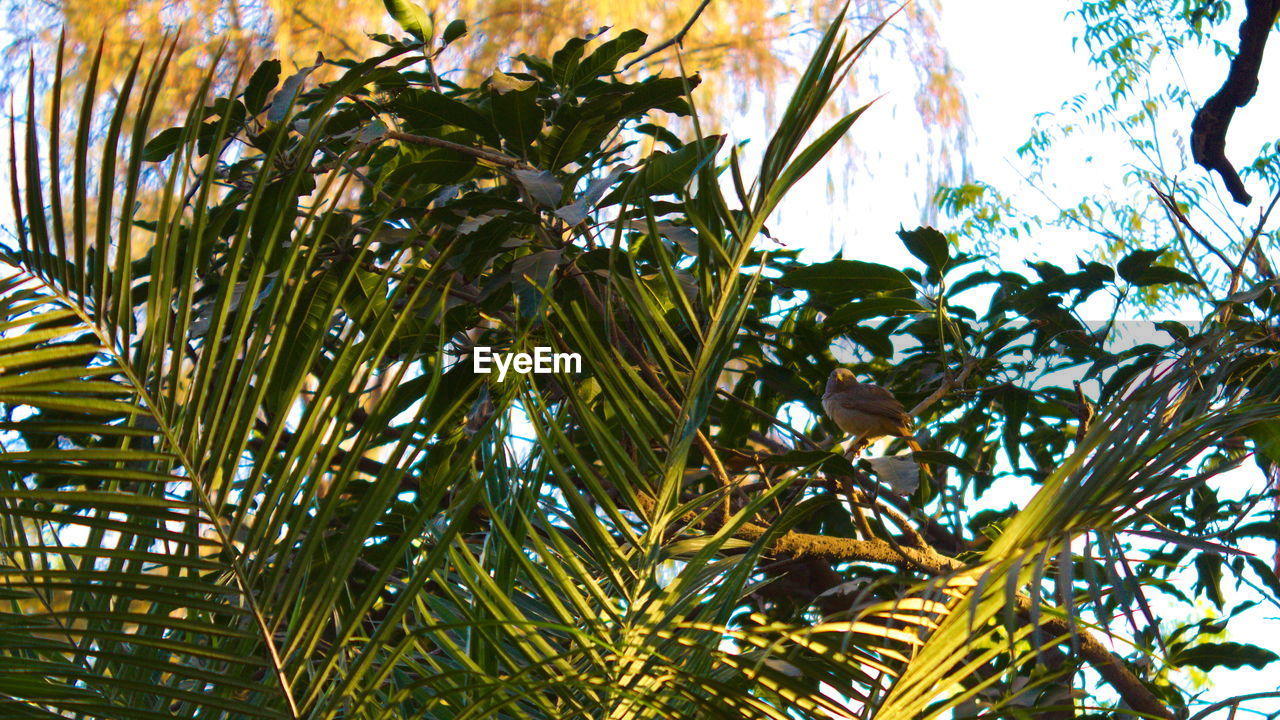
[382, 0, 431, 41]
[243, 59, 281, 115]
[510, 249, 564, 316]
[490, 83, 542, 151]
[763, 450, 857, 476]
[512, 169, 563, 207]
[845, 325, 894, 358]
[553, 163, 631, 224]
[1245, 419, 1280, 465]
[383, 155, 476, 192]
[781, 260, 914, 301]
[491, 70, 535, 94]
[617, 75, 697, 117]
[898, 226, 950, 283]
[910, 450, 975, 475]
[441, 19, 467, 46]
[622, 219, 698, 255]
[551, 36, 590, 87]
[1115, 248, 1197, 288]
[540, 102, 618, 170]
[1131, 265, 1201, 287]
[1116, 248, 1162, 281]
[393, 90, 498, 143]
[638, 136, 722, 195]
[358, 121, 388, 143]
[141, 127, 184, 162]
[825, 297, 929, 325]
[1169, 642, 1279, 671]
[572, 29, 647, 84]
[267, 54, 323, 123]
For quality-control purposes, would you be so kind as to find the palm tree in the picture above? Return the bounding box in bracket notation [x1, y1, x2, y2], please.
[3, 6, 1278, 718]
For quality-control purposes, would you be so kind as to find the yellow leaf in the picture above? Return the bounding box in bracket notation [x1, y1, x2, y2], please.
[491, 70, 534, 94]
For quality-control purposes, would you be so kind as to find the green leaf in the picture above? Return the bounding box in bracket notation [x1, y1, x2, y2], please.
[909, 450, 975, 474]
[638, 136, 722, 195]
[781, 260, 914, 301]
[441, 19, 467, 46]
[393, 89, 498, 143]
[267, 54, 323, 123]
[1246, 419, 1280, 465]
[1130, 264, 1201, 287]
[141, 126, 184, 162]
[897, 226, 950, 282]
[824, 297, 929, 325]
[617, 75, 697, 117]
[551, 36, 589, 87]
[383, 155, 476, 191]
[572, 29, 647, 84]
[1170, 641, 1279, 671]
[758, 103, 872, 217]
[490, 82, 543, 152]
[512, 169, 563, 206]
[763, 450, 857, 476]
[845, 325, 894, 358]
[490, 69, 536, 93]
[1194, 552, 1225, 608]
[1116, 248, 1163, 283]
[382, 0, 431, 41]
[243, 59, 281, 115]
[540, 104, 615, 170]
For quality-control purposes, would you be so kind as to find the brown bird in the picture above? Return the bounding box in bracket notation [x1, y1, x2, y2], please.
[822, 368, 923, 455]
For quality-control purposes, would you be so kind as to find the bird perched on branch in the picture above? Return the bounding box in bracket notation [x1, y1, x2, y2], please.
[822, 368, 923, 457]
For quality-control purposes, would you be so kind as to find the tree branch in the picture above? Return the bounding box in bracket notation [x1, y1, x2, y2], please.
[622, 0, 714, 71]
[386, 130, 530, 169]
[732, 523, 1175, 720]
[1190, 0, 1280, 205]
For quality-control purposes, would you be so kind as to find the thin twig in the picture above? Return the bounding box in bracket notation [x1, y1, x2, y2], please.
[294, 6, 360, 56]
[839, 477, 877, 540]
[1214, 185, 1278, 324]
[907, 357, 978, 419]
[1148, 181, 1235, 271]
[386, 130, 529, 169]
[1231, 186, 1280, 294]
[716, 388, 822, 451]
[622, 0, 715, 71]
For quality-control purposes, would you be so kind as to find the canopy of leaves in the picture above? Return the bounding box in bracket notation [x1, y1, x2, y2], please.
[2, 6, 1279, 720]
[937, 0, 1280, 311]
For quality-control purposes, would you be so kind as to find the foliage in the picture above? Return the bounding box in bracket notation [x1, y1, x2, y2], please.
[2, 0, 963, 146]
[938, 0, 1280, 309]
[3, 5, 1280, 720]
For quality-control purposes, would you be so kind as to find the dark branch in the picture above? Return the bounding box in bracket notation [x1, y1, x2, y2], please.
[622, 0, 714, 71]
[385, 130, 529, 169]
[732, 523, 1175, 720]
[1190, 0, 1280, 205]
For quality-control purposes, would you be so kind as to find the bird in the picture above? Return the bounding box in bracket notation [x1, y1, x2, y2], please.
[822, 368, 923, 456]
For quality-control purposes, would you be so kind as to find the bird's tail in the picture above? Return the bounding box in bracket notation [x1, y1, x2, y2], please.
[904, 435, 931, 481]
